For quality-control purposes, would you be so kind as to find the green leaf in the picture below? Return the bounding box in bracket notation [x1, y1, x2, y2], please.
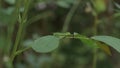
[31, 35, 60, 53]
[5, 0, 15, 5]
[93, 0, 106, 13]
[114, 2, 120, 9]
[56, 1, 70, 8]
[65, 0, 75, 4]
[0, 9, 11, 24]
[91, 36, 120, 53]
[73, 33, 98, 48]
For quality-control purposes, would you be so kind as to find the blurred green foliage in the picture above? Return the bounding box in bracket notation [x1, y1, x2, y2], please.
[0, 0, 120, 68]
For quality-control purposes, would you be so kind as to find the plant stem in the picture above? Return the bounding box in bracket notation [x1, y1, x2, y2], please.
[93, 47, 97, 68]
[92, 13, 98, 68]
[27, 11, 52, 25]
[62, 0, 81, 32]
[10, 23, 24, 62]
[10, 0, 31, 62]
[93, 13, 98, 35]
[15, 47, 31, 56]
[0, 0, 2, 8]
[6, 0, 21, 55]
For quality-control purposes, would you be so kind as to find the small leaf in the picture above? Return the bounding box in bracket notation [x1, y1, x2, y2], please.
[5, 0, 15, 5]
[114, 2, 120, 9]
[91, 36, 120, 53]
[0, 9, 11, 24]
[31, 35, 60, 53]
[65, 0, 75, 4]
[93, 0, 106, 13]
[56, 1, 70, 8]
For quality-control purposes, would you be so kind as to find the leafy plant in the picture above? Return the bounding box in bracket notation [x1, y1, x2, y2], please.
[1, 0, 120, 68]
[29, 32, 120, 55]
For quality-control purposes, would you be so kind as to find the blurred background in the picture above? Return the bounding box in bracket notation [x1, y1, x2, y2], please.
[0, 0, 120, 68]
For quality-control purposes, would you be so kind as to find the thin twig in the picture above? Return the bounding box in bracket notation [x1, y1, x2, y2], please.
[10, 0, 32, 62]
[62, 0, 81, 32]
[5, 0, 21, 55]
[92, 12, 98, 68]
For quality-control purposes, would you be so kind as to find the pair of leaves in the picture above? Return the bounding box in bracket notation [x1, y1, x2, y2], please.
[30, 32, 120, 55]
